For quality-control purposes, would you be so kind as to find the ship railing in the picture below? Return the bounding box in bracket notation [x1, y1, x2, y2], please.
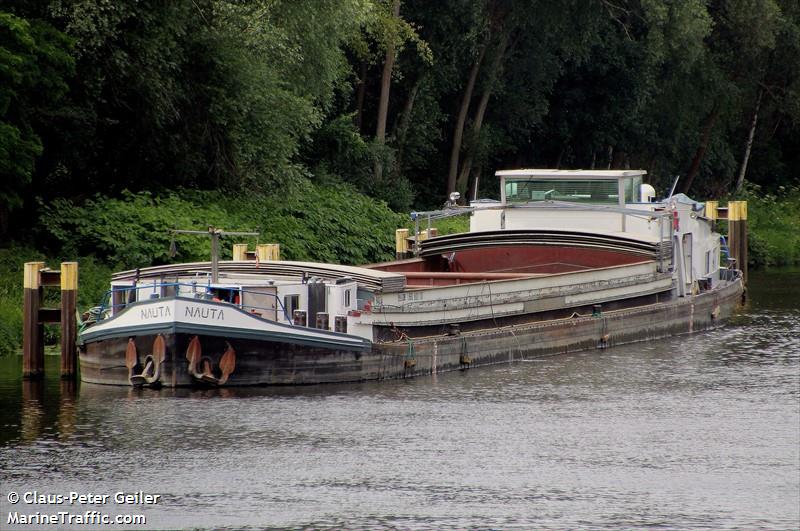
[93, 281, 293, 324]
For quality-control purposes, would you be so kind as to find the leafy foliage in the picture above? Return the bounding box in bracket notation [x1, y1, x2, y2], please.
[0, 10, 73, 230]
[39, 183, 405, 270]
[0, 0, 797, 267]
[740, 182, 800, 267]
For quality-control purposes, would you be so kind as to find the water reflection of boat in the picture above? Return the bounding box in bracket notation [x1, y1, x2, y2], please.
[79, 170, 744, 387]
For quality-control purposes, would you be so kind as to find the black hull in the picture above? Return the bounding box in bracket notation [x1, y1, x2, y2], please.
[80, 279, 744, 387]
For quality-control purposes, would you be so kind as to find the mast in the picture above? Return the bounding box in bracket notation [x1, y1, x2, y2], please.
[171, 227, 259, 283]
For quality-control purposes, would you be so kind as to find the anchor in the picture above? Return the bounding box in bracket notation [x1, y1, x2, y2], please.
[185, 336, 236, 385]
[125, 335, 166, 387]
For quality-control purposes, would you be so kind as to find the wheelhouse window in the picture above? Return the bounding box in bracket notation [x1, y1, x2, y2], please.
[505, 179, 619, 204]
[624, 175, 643, 203]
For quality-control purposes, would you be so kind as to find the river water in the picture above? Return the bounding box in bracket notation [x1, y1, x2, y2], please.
[1, 270, 798, 530]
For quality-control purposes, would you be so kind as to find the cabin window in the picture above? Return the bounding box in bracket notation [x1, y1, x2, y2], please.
[161, 283, 177, 298]
[212, 287, 240, 304]
[284, 294, 299, 319]
[112, 288, 127, 311]
[505, 179, 618, 204]
[344, 289, 351, 308]
[623, 176, 643, 202]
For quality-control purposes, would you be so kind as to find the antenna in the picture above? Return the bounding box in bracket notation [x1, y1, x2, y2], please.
[171, 227, 259, 283]
[667, 175, 681, 199]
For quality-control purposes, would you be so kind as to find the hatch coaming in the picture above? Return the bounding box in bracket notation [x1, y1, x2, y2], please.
[359, 260, 672, 328]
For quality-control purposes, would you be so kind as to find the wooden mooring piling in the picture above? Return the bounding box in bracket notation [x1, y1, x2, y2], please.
[22, 261, 78, 379]
[705, 200, 748, 284]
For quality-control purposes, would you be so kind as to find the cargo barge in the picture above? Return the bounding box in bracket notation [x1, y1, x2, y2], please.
[78, 169, 744, 386]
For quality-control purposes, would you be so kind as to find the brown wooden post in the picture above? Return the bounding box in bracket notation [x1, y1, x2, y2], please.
[23, 262, 45, 379]
[60, 262, 78, 378]
[728, 201, 748, 284]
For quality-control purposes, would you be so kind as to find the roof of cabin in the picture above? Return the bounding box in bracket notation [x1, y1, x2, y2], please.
[495, 169, 647, 179]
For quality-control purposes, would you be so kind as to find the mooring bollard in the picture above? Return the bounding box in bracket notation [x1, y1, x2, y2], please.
[23, 262, 45, 379]
[60, 262, 78, 379]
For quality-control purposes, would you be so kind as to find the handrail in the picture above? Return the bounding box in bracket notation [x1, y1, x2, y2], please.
[95, 281, 293, 324]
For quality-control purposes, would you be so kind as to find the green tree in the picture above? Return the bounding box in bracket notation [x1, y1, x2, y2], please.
[0, 10, 73, 235]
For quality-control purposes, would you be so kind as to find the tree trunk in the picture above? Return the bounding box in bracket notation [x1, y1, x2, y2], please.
[355, 61, 367, 131]
[682, 105, 719, 194]
[446, 40, 488, 195]
[374, 0, 401, 179]
[734, 90, 763, 194]
[375, 0, 401, 144]
[393, 76, 423, 172]
[456, 32, 510, 195]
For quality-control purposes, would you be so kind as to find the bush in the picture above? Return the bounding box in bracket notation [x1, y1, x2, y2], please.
[38, 182, 406, 268]
[740, 182, 800, 268]
[39, 191, 237, 270]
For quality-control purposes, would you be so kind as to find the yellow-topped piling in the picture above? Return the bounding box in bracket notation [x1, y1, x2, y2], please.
[728, 201, 748, 221]
[256, 244, 280, 262]
[23, 262, 46, 379]
[60, 262, 78, 378]
[395, 229, 409, 260]
[705, 200, 718, 221]
[232, 243, 248, 261]
[60, 262, 78, 290]
[23, 261, 81, 379]
[727, 201, 748, 283]
[24, 261, 44, 289]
